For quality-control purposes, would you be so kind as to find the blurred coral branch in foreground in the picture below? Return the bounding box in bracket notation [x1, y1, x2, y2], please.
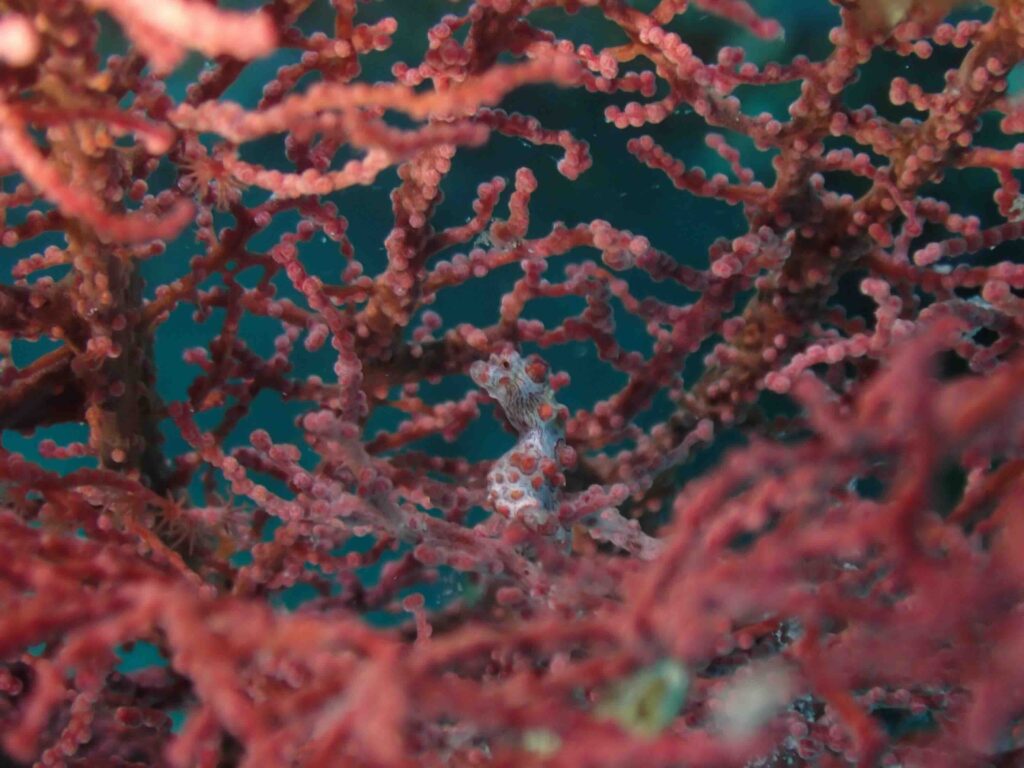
[1, 0, 1024, 765]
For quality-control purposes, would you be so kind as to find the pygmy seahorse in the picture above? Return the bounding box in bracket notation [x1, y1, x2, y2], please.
[470, 350, 576, 532]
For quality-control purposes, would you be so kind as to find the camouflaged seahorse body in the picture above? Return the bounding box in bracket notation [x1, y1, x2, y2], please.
[470, 351, 573, 531]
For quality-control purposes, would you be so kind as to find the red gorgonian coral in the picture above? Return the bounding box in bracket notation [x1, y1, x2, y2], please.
[1, 0, 1024, 765]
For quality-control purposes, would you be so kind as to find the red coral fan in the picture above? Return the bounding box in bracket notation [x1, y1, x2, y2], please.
[1, 0, 1024, 766]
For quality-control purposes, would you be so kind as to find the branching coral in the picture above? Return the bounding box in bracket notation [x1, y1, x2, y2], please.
[0, 0, 1023, 766]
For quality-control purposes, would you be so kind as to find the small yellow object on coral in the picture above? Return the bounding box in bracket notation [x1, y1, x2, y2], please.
[596, 660, 690, 738]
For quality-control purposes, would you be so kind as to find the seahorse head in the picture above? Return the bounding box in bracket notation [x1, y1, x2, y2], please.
[470, 350, 559, 434]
